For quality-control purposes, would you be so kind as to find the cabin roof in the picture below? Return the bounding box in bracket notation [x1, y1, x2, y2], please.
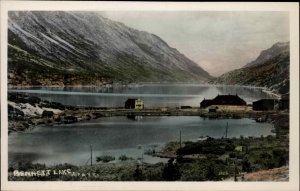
[213, 94, 244, 101]
[253, 99, 278, 103]
[126, 98, 139, 102]
[201, 99, 214, 104]
[200, 94, 247, 107]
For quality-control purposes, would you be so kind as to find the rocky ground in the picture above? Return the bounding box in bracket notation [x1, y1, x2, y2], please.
[241, 166, 289, 181]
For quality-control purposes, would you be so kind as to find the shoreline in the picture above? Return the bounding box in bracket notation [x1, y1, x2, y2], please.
[8, 105, 287, 134]
[8, 83, 279, 91]
[7, 89, 287, 134]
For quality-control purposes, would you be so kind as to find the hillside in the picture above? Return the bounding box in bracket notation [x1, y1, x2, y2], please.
[244, 42, 289, 68]
[213, 42, 289, 95]
[8, 11, 211, 86]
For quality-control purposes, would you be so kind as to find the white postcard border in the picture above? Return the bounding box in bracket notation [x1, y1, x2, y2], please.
[1, 1, 299, 191]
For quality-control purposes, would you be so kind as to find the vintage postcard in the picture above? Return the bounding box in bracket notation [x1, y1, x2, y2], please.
[1, 1, 299, 191]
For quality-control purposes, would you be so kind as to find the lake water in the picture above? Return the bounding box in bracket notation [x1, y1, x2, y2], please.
[8, 116, 274, 166]
[9, 84, 276, 107]
[8, 84, 276, 166]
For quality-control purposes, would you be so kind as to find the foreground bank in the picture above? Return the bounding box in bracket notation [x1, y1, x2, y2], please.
[8, 131, 289, 181]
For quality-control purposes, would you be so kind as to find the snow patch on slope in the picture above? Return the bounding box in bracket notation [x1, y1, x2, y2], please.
[8, 101, 62, 117]
[52, 34, 75, 49]
[9, 20, 42, 43]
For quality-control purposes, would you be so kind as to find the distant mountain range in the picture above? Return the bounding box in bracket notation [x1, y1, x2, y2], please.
[8, 11, 211, 86]
[213, 42, 290, 95]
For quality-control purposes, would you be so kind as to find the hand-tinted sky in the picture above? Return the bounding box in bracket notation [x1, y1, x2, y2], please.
[100, 11, 289, 77]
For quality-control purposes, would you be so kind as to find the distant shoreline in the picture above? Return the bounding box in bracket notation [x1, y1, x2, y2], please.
[7, 83, 282, 101]
[8, 83, 276, 91]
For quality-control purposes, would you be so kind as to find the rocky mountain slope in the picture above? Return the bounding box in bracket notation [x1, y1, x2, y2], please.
[213, 42, 289, 95]
[8, 11, 211, 86]
[244, 42, 289, 68]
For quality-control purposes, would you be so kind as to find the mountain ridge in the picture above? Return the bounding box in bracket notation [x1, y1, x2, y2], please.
[243, 42, 289, 68]
[8, 11, 211, 86]
[212, 42, 290, 95]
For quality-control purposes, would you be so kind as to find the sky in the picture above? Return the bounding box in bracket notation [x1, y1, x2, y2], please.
[100, 11, 289, 77]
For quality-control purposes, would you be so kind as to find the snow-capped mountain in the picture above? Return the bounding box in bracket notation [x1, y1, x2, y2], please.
[8, 11, 211, 86]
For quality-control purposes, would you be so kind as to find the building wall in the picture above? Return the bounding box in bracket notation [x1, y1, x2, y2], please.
[279, 99, 289, 110]
[253, 100, 276, 111]
[135, 99, 144, 109]
[125, 99, 144, 109]
[125, 99, 135, 109]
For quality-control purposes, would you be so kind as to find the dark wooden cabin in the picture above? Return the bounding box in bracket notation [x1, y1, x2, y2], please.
[253, 99, 277, 111]
[125, 99, 136, 109]
[125, 98, 144, 109]
[279, 95, 289, 110]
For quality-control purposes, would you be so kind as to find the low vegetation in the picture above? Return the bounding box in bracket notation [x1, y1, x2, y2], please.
[8, 132, 288, 181]
[119, 155, 133, 161]
[96, 155, 115, 163]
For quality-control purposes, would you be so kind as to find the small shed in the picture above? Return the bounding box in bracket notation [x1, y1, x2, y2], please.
[252, 99, 277, 111]
[180, 106, 192, 109]
[279, 95, 289, 110]
[125, 98, 144, 109]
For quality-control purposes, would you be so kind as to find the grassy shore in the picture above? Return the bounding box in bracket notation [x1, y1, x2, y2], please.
[8, 133, 289, 181]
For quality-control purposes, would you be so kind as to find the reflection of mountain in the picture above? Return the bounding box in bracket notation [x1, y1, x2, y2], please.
[8, 11, 211, 86]
[213, 42, 289, 95]
[127, 85, 210, 95]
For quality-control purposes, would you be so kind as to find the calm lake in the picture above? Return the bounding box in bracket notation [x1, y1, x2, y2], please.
[8, 84, 275, 166]
[9, 84, 276, 107]
[9, 116, 274, 166]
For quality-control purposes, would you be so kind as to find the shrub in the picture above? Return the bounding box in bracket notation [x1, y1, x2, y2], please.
[242, 158, 252, 172]
[96, 155, 115, 163]
[118, 155, 133, 161]
[162, 159, 181, 181]
[272, 149, 289, 167]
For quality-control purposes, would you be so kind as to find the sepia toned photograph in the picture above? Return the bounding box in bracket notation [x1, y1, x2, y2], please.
[1, 1, 299, 191]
